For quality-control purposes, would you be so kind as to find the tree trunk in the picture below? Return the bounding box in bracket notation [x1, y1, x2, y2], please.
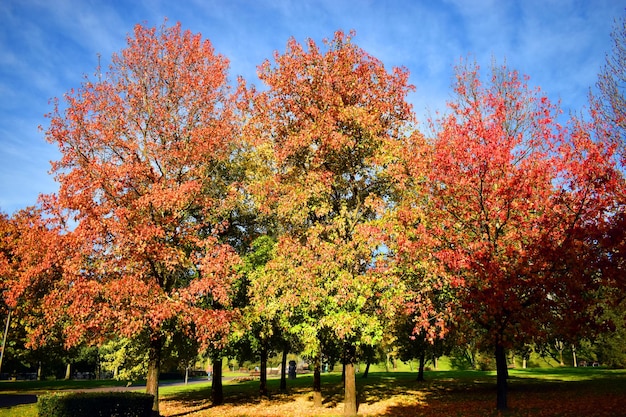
[146, 336, 162, 416]
[260, 346, 268, 397]
[555, 340, 565, 366]
[572, 345, 577, 368]
[495, 344, 508, 411]
[280, 345, 288, 391]
[417, 351, 426, 382]
[212, 355, 223, 405]
[0, 310, 11, 376]
[344, 344, 357, 416]
[64, 363, 71, 380]
[362, 360, 370, 379]
[313, 355, 322, 407]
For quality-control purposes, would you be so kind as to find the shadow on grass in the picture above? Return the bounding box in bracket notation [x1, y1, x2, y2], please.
[154, 368, 626, 417]
[379, 369, 626, 417]
[161, 375, 338, 416]
[0, 394, 37, 408]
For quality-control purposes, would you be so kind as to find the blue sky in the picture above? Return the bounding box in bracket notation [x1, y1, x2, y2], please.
[1, 0, 624, 215]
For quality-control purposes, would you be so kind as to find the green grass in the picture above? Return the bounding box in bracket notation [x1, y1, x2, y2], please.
[2, 368, 625, 417]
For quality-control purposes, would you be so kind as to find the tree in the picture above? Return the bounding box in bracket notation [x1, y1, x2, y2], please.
[0, 208, 68, 354]
[420, 61, 618, 410]
[42, 22, 241, 415]
[237, 235, 288, 397]
[244, 30, 414, 415]
[594, 14, 626, 150]
[384, 129, 453, 381]
[592, 13, 626, 351]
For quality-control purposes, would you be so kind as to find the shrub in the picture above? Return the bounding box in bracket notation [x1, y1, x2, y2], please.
[37, 392, 153, 417]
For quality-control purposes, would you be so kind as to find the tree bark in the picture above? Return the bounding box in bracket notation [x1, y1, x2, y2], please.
[313, 355, 322, 407]
[146, 335, 163, 416]
[362, 360, 370, 379]
[417, 351, 426, 382]
[280, 345, 288, 391]
[495, 344, 508, 411]
[211, 355, 224, 405]
[344, 344, 357, 416]
[260, 346, 268, 397]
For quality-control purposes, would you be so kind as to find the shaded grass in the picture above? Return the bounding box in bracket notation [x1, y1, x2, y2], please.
[2, 368, 625, 416]
[159, 368, 626, 416]
[0, 378, 132, 393]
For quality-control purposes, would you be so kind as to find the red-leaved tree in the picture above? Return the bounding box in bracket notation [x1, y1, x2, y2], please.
[419, 62, 619, 410]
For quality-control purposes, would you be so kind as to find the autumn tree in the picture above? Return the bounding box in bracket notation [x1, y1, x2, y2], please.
[420, 62, 618, 411]
[0, 208, 68, 379]
[243, 31, 413, 416]
[384, 129, 454, 381]
[236, 235, 283, 397]
[43, 22, 241, 415]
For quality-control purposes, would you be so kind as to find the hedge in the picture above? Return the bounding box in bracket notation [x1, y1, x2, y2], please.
[37, 391, 154, 417]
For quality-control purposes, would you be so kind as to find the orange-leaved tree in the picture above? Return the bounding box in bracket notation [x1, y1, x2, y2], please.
[243, 31, 414, 416]
[43, 22, 241, 414]
[0, 208, 67, 369]
[383, 129, 454, 379]
[421, 62, 619, 411]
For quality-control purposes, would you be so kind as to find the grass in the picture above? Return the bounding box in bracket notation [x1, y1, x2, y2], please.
[1, 368, 625, 416]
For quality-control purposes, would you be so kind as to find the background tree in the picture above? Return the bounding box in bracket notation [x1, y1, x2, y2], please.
[0, 208, 71, 379]
[594, 14, 626, 149]
[421, 61, 619, 410]
[42, 22, 241, 415]
[244, 30, 414, 415]
[592, 13, 626, 366]
[237, 235, 290, 397]
[384, 129, 453, 381]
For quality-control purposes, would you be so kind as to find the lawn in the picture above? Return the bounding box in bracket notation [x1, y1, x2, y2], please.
[1, 368, 625, 416]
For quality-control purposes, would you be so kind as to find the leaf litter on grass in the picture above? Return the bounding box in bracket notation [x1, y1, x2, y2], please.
[158, 370, 626, 417]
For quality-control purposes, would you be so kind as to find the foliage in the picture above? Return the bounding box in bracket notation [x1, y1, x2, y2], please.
[37, 392, 153, 417]
[243, 30, 415, 413]
[411, 60, 620, 410]
[40, 21, 244, 414]
[246, 28, 413, 348]
[44, 19, 241, 351]
[0, 208, 67, 349]
[99, 338, 148, 381]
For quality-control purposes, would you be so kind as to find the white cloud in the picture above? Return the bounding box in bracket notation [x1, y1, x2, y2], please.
[0, 0, 623, 214]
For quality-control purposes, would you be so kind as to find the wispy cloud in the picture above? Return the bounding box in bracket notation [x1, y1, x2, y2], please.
[0, 0, 623, 214]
